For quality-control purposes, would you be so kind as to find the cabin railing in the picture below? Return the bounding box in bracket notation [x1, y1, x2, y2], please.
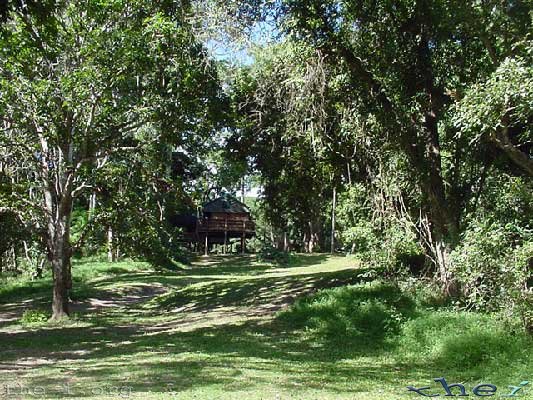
[197, 219, 255, 233]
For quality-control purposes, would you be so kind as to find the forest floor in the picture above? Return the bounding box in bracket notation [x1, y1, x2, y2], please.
[0, 255, 532, 399]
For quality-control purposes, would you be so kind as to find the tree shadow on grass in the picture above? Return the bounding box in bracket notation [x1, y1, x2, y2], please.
[1, 283, 530, 398]
[152, 268, 372, 313]
[0, 282, 114, 329]
[7, 255, 530, 397]
[90, 271, 196, 287]
[0, 280, 53, 305]
[188, 254, 334, 276]
[0, 316, 406, 398]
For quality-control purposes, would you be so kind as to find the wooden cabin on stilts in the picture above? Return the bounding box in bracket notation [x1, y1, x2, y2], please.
[174, 194, 255, 255]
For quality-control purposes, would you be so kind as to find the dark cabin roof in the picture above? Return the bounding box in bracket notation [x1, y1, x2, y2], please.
[203, 194, 250, 214]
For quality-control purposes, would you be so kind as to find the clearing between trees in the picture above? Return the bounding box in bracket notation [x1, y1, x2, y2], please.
[0, 255, 532, 399]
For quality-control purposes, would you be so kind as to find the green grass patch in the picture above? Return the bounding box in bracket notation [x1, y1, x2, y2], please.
[278, 282, 416, 347]
[278, 280, 533, 389]
[1, 254, 532, 399]
[398, 311, 533, 378]
[19, 309, 49, 324]
[0, 279, 50, 301]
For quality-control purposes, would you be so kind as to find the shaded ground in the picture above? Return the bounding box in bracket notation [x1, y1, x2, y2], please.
[0, 255, 368, 399]
[0, 255, 531, 400]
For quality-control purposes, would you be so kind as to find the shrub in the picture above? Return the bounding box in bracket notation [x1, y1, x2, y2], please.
[354, 221, 426, 277]
[278, 282, 415, 346]
[398, 277, 451, 308]
[124, 223, 191, 269]
[398, 311, 530, 371]
[257, 244, 292, 264]
[341, 221, 377, 255]
[450, 220, 532, 330]
[20, 309, 49, 324]
[381, 223, 425, 273]
[509, 239, 533, 332]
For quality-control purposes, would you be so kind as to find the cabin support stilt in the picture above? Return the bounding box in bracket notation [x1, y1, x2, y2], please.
[204, 234, 208, 256]
[223, 231, 227, 254]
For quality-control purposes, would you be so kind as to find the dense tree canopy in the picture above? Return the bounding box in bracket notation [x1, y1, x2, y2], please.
[0, 0, 531, 330]
[222, 0, 532, 323]
[0, 0, 225, 318]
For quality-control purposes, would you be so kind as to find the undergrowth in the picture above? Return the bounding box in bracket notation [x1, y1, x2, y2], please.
[278, 280, 533, 382]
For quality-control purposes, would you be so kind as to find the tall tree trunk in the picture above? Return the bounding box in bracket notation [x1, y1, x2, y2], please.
[107, 226, 115, 262]
[12, 245, 18, 273]
[23, 241, 31, 266]
[47, 191, 73, 321]
[51, 233, 71, 320]
[40, 136, 74, 320]
[417, 98, 459, 293]
[88, 192, 96, 217]
[34, 259, 45, 280]
[307, 221, 319, 253]
[303, 231, 309, 253]
[416, 126, 459, 294]
[330, 186, 336, 254]
[385, 6, 460, 294]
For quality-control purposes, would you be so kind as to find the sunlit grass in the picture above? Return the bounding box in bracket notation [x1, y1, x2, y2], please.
[1, 254, 532, 399]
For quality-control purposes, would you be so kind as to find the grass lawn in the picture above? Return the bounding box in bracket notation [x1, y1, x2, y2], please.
[0, 254, 532, 399]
